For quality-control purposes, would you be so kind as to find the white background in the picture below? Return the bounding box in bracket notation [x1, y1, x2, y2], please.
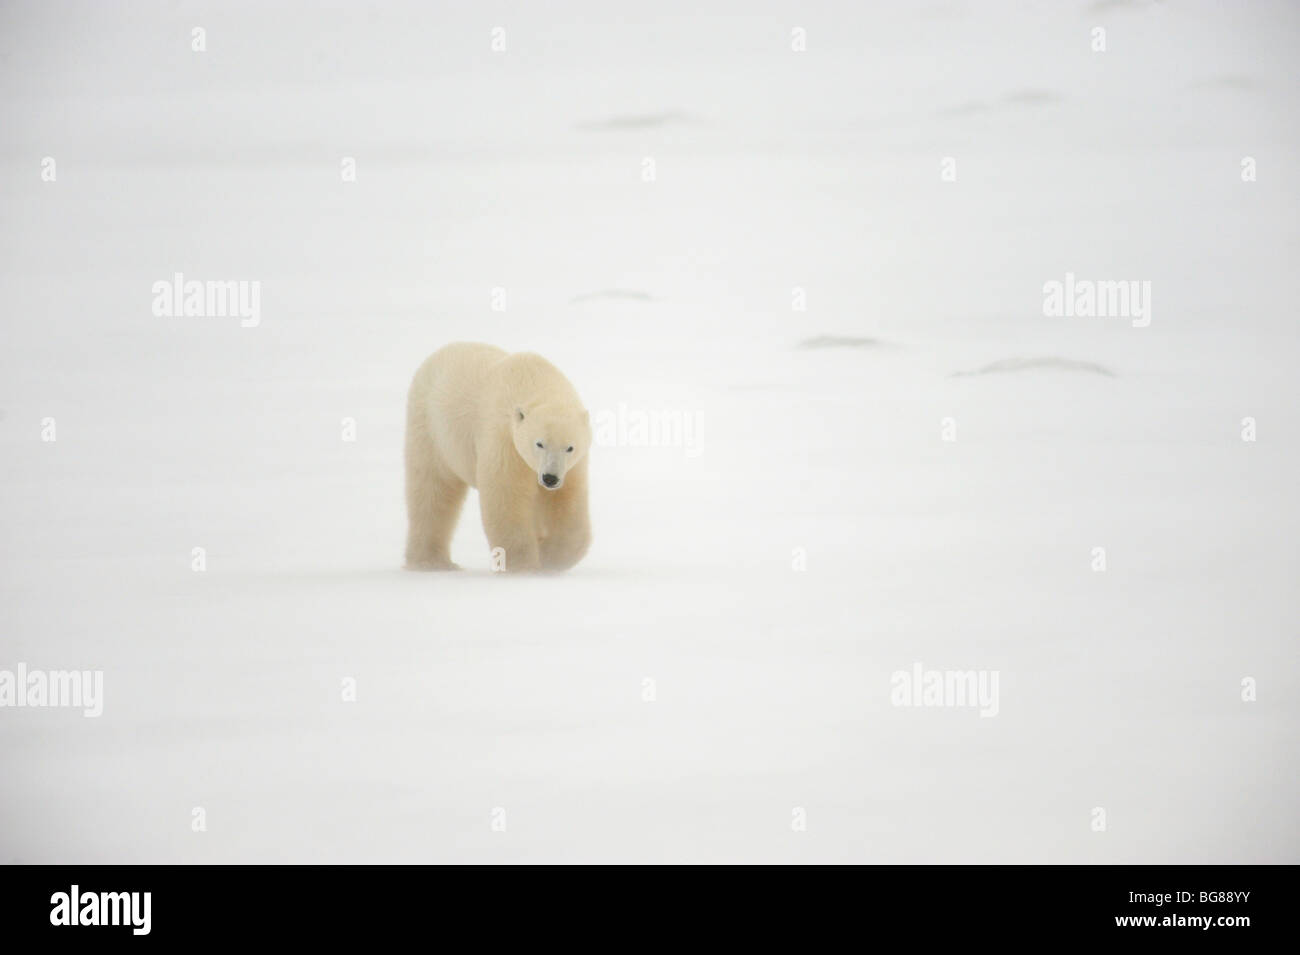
[1, 0, 1297, 862]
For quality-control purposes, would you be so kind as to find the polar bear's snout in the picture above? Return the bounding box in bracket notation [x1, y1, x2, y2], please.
[535, 445, 569, 489]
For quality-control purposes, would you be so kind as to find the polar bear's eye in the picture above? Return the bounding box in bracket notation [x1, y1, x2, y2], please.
[566, 446, 574, 453]
[535, 441, 544, 449]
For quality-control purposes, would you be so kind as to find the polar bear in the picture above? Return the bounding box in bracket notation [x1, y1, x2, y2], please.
[404, 343, 592, 573]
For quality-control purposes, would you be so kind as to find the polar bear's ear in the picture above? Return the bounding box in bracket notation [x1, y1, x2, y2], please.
[514, 406, 526, 422]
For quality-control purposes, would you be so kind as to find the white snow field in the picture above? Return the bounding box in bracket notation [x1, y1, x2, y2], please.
[1, 1, 1297, 863]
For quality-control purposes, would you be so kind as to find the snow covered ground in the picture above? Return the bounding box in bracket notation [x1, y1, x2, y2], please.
[1, 0, 1297, 863]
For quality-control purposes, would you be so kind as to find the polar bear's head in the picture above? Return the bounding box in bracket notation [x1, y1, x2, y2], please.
[512, 404, 592, 490]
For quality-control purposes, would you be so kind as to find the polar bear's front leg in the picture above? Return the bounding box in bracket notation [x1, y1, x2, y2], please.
[538, 460, 591, 572]
[539, 524, 591, 572]
[478, 486, 541, 572]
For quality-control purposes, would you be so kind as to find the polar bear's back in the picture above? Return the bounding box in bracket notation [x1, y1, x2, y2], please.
[415, 342, 504, 410]
[406, 343, 504, 483]
[421, 341, 506, 384]
[491, 350, 583, 408]
[415, 343, 580, 413]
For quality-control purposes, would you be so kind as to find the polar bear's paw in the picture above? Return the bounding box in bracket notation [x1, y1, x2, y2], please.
[404, 557, 462, 572]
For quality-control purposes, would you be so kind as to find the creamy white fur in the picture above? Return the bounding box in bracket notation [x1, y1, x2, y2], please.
[404, 342, 592, 573]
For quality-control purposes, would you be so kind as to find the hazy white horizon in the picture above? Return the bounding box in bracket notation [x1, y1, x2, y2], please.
[1, 0, 1297, 863]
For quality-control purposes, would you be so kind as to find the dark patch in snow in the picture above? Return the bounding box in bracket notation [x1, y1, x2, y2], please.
[570, 289, 656, 303]
[940, 89, 1062, 117]
[1002, 89, 1063, 107]
[576, 111, 699, 131]
[797, 335, 890, 350]
[1084, 0, 1160, 13]
[953, 357, 1116, 378]
[1188, 74, 1258, 92]
[938, 100, 991, 117]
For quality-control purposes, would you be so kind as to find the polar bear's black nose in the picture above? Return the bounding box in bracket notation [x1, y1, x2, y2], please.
[541, 473, 559, 488]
